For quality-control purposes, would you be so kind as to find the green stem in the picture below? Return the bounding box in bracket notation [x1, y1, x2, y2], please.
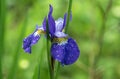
[46, 20, 54, 79]
[7, 11, 28, 79]
[55, 0, 73, 79]
[65, 0, 73, 33]
[54, 62, 60, 79]
[0, 0, 6, 78]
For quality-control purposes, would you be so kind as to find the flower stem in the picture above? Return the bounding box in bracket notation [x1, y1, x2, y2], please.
[0, 0, 6, 78]
[55, 0, 73, 79]
[46, 20, 54, 79]
[54, 62, 60, 79]
[65, 0, 73, 33]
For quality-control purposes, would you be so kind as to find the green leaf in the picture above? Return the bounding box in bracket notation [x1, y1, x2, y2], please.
[32, 64, 41, 79]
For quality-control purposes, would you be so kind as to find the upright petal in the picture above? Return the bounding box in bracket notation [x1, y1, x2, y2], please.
[62, 38, 80, 65]
[61, 12, 72, 32]
[55, 13, 68, 32]
[48, 5, 55, 36]
[62, 13, 67, 30]
[42, 17, 46, 31]
[51, 43, 66, 62]
[55, 18, 64, 32]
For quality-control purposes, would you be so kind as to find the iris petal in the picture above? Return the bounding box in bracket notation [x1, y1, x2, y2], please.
[55, 18, 64, 32]
[55, 13, 68, 32]
[62, 12, 72, 29]
[31, 34, 40, 45]
[48, 5, 55, 36]
[51, 37, 80, 65]
[63, 38, 80, 65]
[24, 46, 31, 53]
[23, 33, 40, 53]
[43, 17, 46, 31]
[51, 43, 66, 62]
[23, 34, 32, 53]
[23, 26, 41, 53]
[54, 31, 68, 38]
[62, 13, 67, 30]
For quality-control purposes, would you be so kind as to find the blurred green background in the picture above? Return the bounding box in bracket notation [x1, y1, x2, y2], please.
[0, 0, 120, 79]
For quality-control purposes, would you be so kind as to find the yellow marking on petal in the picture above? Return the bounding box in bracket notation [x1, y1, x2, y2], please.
[53, 37, 68, 43]
[37, 29, 46, 34]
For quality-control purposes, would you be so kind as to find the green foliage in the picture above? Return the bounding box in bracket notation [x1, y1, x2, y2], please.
[0, 0, 6, 79]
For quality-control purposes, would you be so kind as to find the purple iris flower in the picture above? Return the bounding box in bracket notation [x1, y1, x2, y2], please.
[22, 18, 46, 53]
[22, 4, 80, 65]
[48, 5, 80, 65]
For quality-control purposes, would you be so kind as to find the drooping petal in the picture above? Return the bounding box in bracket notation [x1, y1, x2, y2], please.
[48, 5, 55, 36]
[55, 18, 64, 32]
[62, 38, 80, 65]
[54, 31, 68, 38]
[23, 27, 41, 53]
[31, 33, 40, 45]
[23, 33, 40, 53]
[51, 43, 66, 62]
[23, 34, 33, 53]
[24, 46, 31, 53]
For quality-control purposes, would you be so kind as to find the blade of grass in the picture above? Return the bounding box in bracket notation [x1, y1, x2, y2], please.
[33, 64, 40, 79]
[7, 11, 29, 79]
[0, 0, 6, 78]
[55, 0, 73, 79]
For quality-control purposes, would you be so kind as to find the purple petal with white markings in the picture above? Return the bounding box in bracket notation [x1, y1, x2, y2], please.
[23, 34, 32, 53]
[23, 27, 41, 53]
[31, 34, 40, 45]
[62, 38, 80, 65]
[51, 43, 66, 62]
[54, 31, 68, 38]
